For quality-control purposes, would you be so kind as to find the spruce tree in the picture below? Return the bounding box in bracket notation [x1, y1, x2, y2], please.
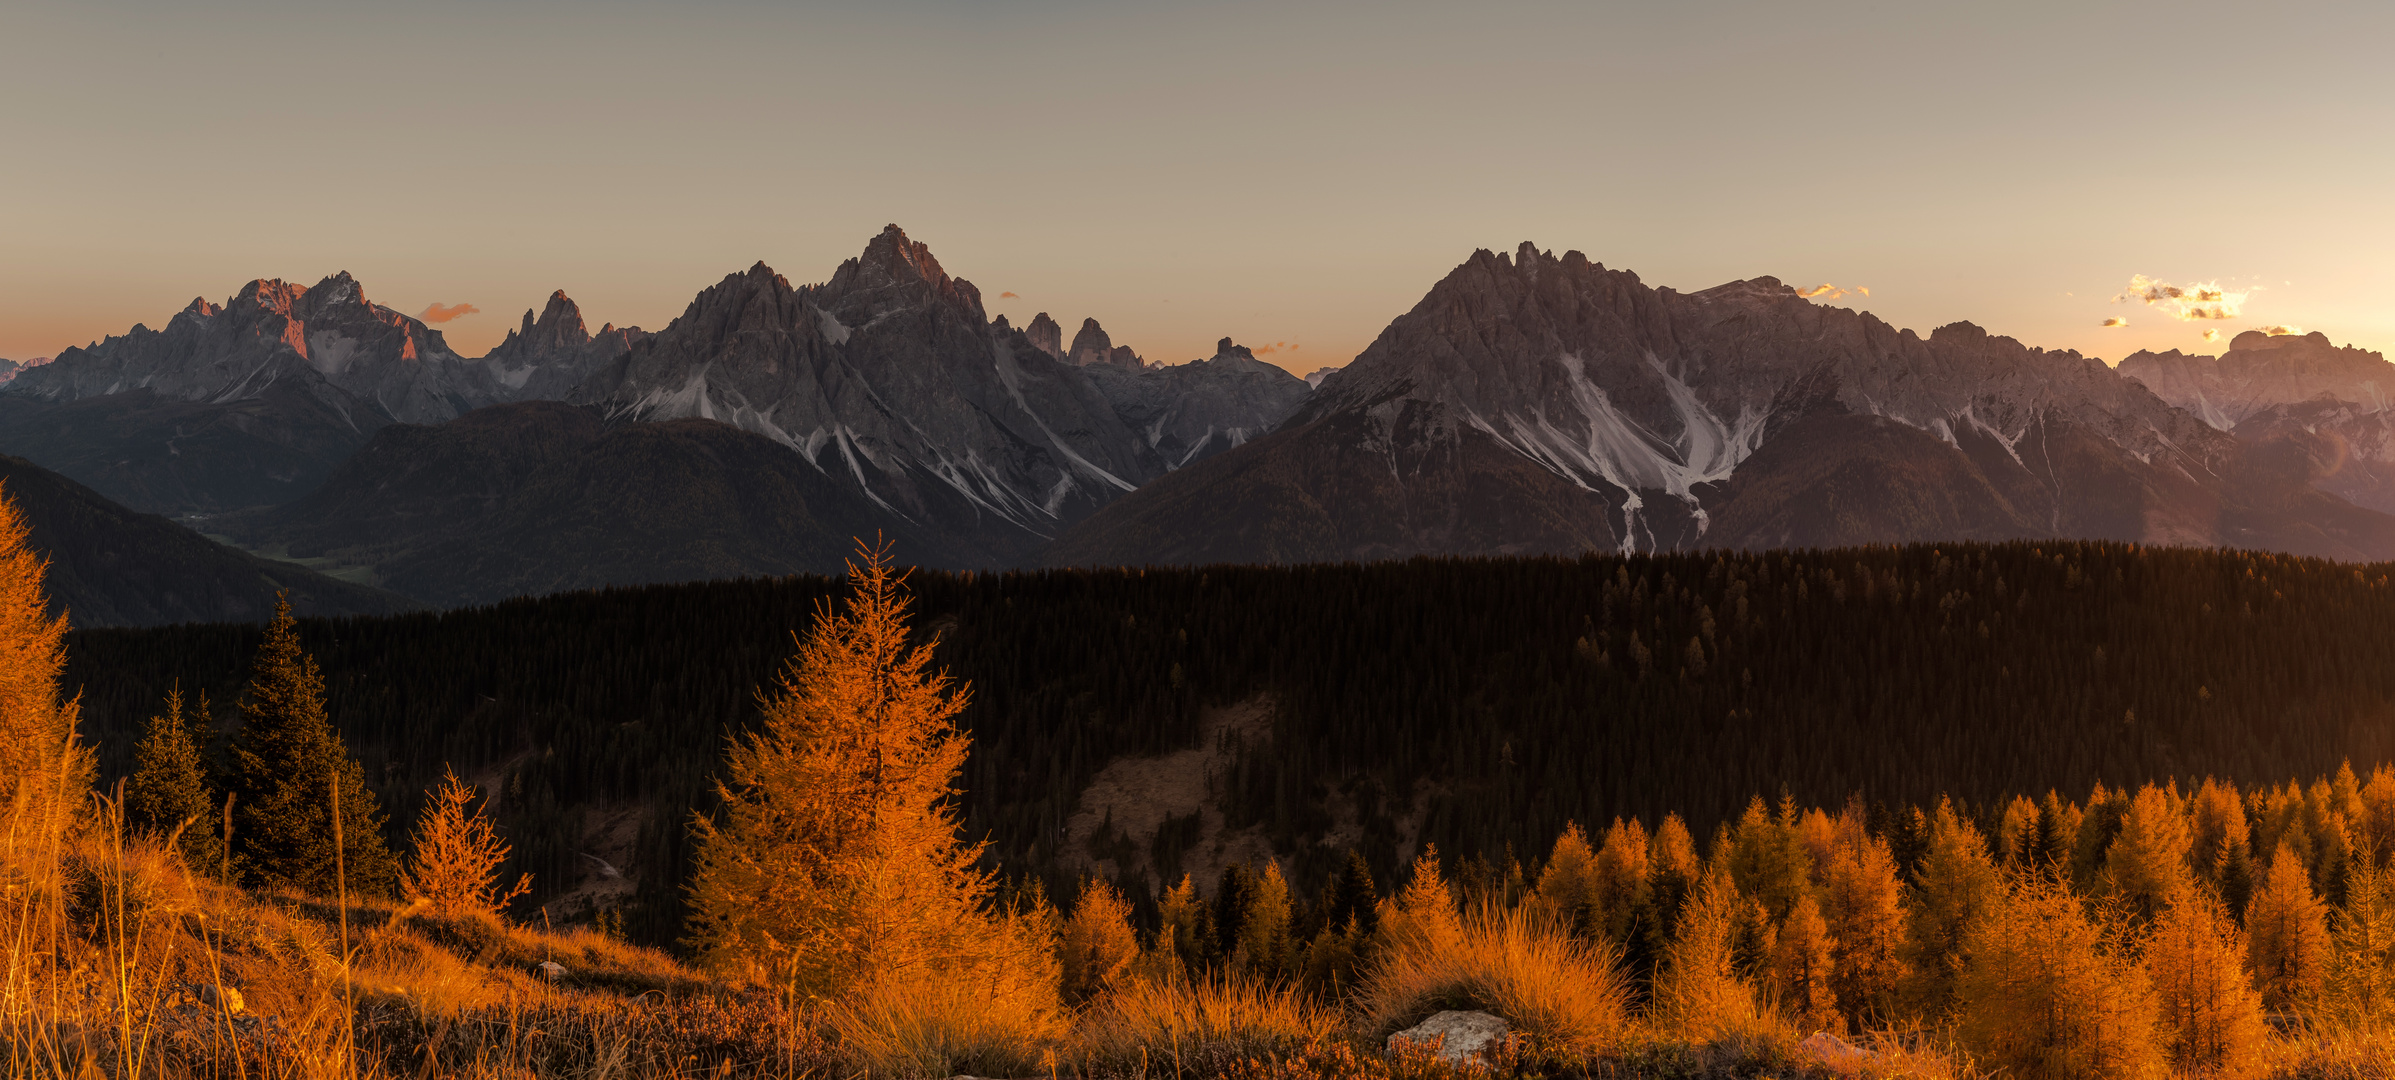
[226, 597, 397, 896]
[126, 686, 221, 873]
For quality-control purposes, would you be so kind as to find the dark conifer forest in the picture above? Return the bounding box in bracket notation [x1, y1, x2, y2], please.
[65, 541, 2395, 946]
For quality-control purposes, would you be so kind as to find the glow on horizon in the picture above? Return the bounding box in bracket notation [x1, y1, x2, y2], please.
[3, 0, 2391, 375]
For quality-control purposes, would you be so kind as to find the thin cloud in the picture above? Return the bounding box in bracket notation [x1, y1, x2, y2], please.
[2101, 317, 2129, 328]
[419, 302, 479, 324]
[998, 291, 1019, 299]
[2260, 325, 2305, 336]
[2203, 329, 2221, 342]
[2114, 275, 2248, 321]
[1797, 283, 1869, 301]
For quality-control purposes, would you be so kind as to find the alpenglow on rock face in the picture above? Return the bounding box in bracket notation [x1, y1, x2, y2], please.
[1050, 242, 2395, 566]
[12, 272, 500, 425]
[570, 226, 1170, 553]
[2123, 330, 2395, 514]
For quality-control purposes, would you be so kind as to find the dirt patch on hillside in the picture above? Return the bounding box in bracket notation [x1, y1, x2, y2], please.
[1061, 696, 1276, 896]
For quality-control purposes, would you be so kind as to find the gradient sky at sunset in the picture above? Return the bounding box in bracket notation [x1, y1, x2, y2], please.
[4, 0, 2390, 374]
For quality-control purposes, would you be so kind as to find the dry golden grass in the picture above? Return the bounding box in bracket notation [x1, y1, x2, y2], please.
[1073, 975, 1341, 1077]
[1356, 900, 1631, 1062]
[820, 970, 1063, 1079]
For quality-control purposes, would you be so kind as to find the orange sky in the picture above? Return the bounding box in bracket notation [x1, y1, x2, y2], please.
[4, 1, 2390, 376]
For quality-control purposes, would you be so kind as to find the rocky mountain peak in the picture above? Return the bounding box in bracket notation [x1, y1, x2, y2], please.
[816, 227, 985, 325]
[2230, 329, 2338, 353]
[1068, 318, 1142, 369]
[497, 290, 593, 356]
[297, 271, 370, 318]
[1026, 312, 1064, 358]
[179, 297, 221, 320]
[1069, 318, 1113, 361]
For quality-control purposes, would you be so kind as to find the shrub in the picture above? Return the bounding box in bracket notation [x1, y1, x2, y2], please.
[1358, 900, 1630, 1061]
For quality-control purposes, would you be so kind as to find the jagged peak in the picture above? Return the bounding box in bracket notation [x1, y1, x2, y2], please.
[178, 297, 220, 319]
[305, 271, 366, 308]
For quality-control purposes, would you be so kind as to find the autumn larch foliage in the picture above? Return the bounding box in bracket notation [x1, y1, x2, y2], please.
[2246, 841, 2332, 1011]
[0, 482, 90, 858]
[1954, 875, 2163, 1080]
[2146, 889, 2267, 1080]
[402, 765, 532, 918]
[682, 540, 1054, 1008]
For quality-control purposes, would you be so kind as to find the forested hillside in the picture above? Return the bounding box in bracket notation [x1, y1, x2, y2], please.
[63, 542, 2395, 946]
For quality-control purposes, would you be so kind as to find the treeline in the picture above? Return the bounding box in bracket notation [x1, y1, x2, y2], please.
[62, 541, 2395, 945]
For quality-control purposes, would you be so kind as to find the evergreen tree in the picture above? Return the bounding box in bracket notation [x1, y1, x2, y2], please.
[0, 483, 89, 860]
[1319, 850, 1380, 936]
[126, 686, 221, 874]
[682, 542, 1051, 1005]
[226, 597, 396, 896]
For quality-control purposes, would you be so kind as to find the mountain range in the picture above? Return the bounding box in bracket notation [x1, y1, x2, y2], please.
[11, 228, 2395, 621]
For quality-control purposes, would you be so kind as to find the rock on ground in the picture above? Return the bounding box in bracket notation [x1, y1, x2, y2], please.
[1387, 1010, 1511, 1063]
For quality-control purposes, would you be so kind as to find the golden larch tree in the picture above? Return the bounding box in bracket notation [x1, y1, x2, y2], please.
[1955, 876, 2164, 1080]
[2147, 888, 2267, 1080]
[1057, 877, 1139, 1003]
[1592, 818, 1652, 946]
[1817, 811, 1907, 1026]
[2325, 853, 2395, 1024]
[2104, 783, 2193, 925]
[401, 766, 532, 918]
[2246, 841, 2332, 1012]
[1531, 823, 1600, 938]
[1901, 797, 2001, 1017]
[0, 482, 90, 861]
[1654, 868, 1769, 1041]
[1768, 891, 1838, 1032]
[682, 541, 1052, 1005]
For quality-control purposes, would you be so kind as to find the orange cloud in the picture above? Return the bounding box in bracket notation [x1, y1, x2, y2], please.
[998, 291, 1019, 299]
[2260, 325, 2305, 336]
[2101, 317, 2128, 328]
[1252, 341, 1294, 355]
[419, 302, 479, 324]
[2115, 275, 2247, 320]
[1797, 283, 1870, 301]
[2203, 329, 2221, 342]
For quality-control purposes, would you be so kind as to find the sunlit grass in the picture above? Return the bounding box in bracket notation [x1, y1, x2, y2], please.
[1356, 900, 1632, 1062]
[1073, 974, 1340, 1076]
